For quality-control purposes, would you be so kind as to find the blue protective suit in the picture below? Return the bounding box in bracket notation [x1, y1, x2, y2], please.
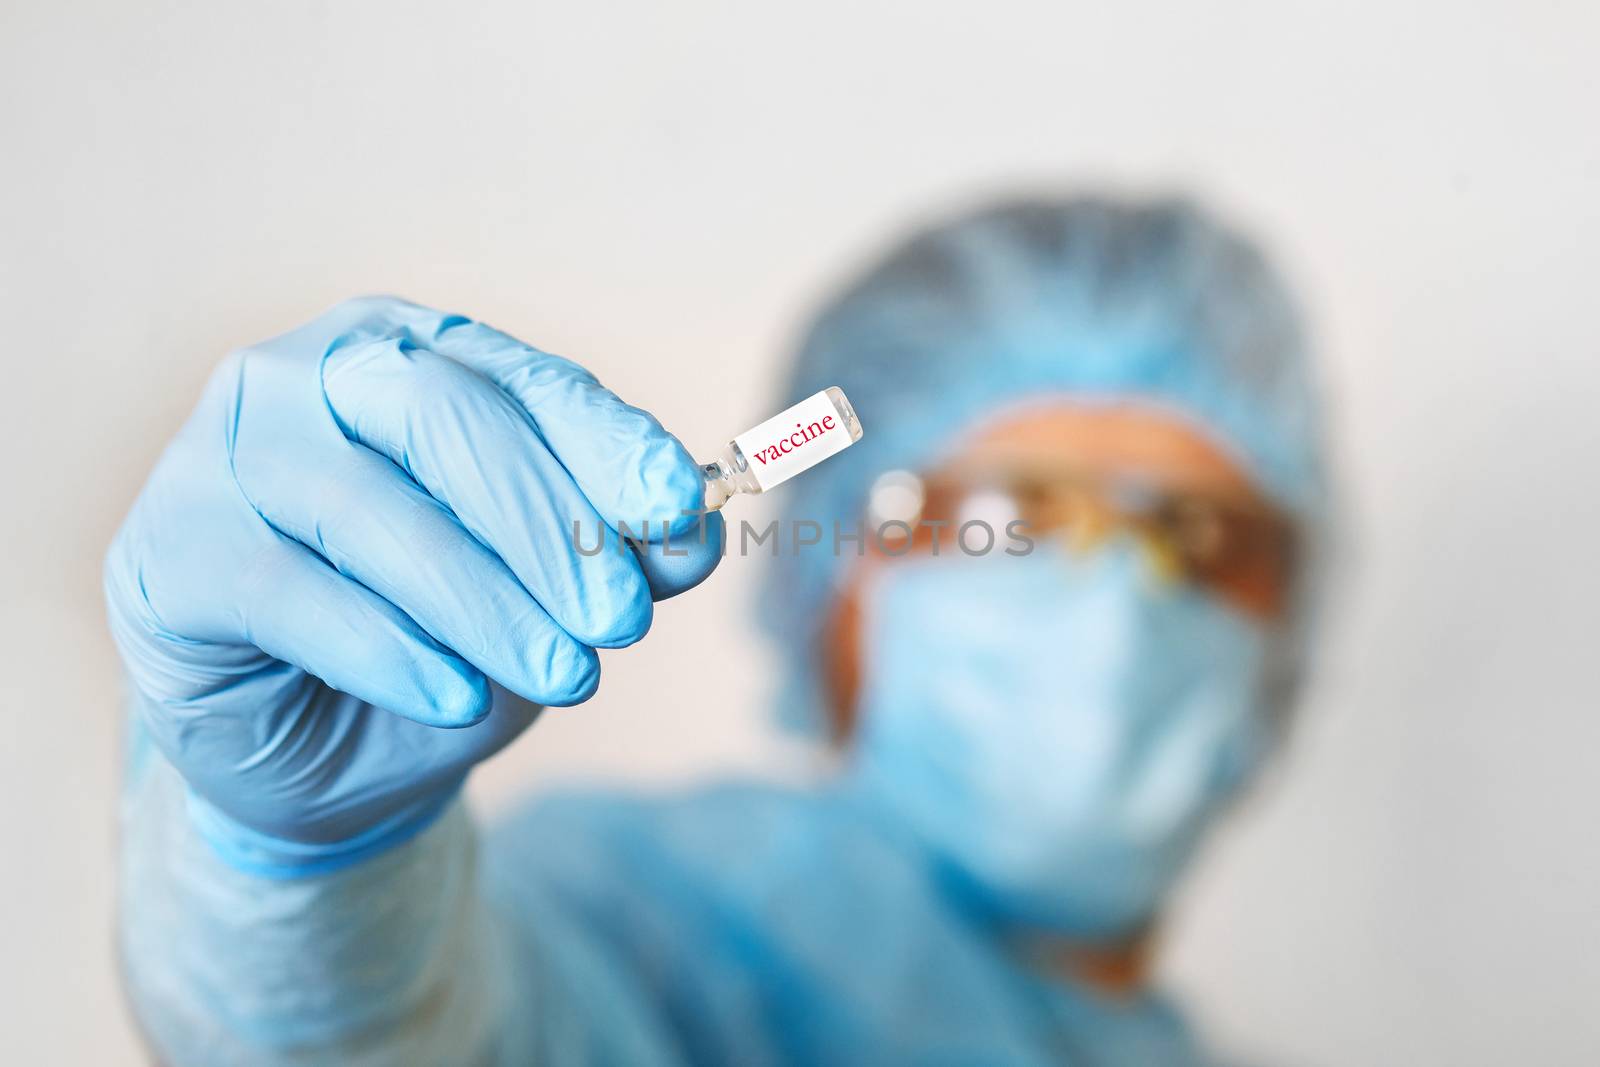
[122, 735, 1217, 1066]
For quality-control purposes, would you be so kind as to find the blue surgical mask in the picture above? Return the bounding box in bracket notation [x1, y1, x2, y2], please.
[849, 540, 1268, 939]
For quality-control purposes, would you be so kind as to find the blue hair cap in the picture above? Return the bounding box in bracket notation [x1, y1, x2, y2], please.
[761, 194, 1328, 730]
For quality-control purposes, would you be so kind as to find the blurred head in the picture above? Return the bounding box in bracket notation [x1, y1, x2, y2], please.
[763, 194, 1328, 940]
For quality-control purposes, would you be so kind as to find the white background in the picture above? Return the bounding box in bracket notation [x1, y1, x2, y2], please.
[3, 2, 1598, 1063]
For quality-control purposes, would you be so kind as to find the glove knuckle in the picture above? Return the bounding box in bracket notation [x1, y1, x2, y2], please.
[199, 347, 248, 402]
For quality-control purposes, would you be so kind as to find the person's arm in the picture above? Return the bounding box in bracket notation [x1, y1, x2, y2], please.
[106, 297, 718, 1063]
[119, 733, 524, 1064]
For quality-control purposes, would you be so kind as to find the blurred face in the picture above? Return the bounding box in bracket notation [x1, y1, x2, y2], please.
[824, 402, 1295, 741]
[829, 400, 1300, 940]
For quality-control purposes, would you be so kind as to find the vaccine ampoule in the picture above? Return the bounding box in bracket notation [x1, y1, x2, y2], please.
[702, 386, 864, 509]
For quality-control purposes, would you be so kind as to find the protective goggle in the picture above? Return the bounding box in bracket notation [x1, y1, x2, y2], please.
[864, 461, 1297, 618]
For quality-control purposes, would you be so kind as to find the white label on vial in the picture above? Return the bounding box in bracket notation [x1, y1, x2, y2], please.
[733, 390, 856, 491]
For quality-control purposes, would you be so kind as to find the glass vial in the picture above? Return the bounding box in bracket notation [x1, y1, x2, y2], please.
[701, 386, 864, 509]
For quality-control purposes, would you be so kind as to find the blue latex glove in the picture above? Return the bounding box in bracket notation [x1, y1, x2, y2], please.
[105, 296, 721, 874]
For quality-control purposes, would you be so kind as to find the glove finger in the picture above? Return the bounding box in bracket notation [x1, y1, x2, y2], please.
[417, 316, 706, 538]
[240, 439, 602, 708]
[634, 509, 725, 600]
[365, 684, 542, 793]
[232, 535, 491, 728]
[320, 335, 653, 649]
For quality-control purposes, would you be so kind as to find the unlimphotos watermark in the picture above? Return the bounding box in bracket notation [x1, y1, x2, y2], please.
[570, 513, 1035, 558]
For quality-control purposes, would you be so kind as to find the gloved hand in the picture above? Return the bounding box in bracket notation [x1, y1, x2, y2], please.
[106, 296, 721, 875]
